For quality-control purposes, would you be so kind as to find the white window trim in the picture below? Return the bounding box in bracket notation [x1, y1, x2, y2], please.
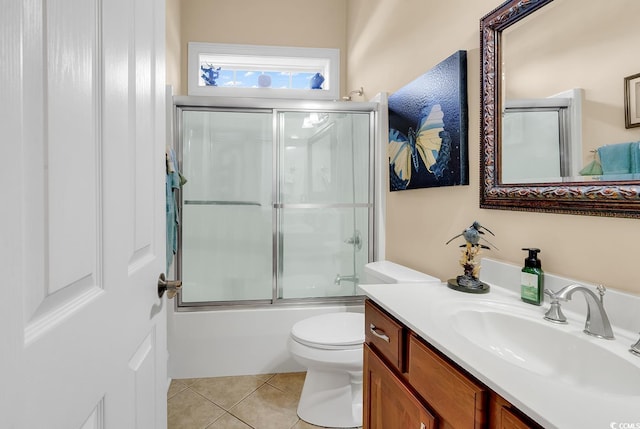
[188, 42, 340, 100]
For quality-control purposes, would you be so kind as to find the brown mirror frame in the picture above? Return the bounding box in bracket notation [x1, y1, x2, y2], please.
[480, 0, 640, 219]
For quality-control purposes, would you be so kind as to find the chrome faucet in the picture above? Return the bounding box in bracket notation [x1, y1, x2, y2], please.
[543, 283, 615, 340]
[334, 274, 359, 285]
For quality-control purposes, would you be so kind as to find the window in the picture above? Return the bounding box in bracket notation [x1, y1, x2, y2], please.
[188, 42, 340, 100]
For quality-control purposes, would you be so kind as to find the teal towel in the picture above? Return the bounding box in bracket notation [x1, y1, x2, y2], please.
[598, 142, 631, 174]
[166, 169, 180, 272]
[630, 142, 640, 174]
[166, 147, 185, 272]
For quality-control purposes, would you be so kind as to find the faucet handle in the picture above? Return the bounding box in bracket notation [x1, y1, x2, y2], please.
[543, 289, 568, 324]
[631, 333, 640, 357]
[544, 288, 567, 301]
[596, 284, 606, 303]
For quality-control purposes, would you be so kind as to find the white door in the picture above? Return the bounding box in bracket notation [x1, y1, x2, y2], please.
[0, 0, 168, 428]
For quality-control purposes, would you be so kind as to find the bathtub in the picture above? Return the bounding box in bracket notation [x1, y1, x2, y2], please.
[167, 302, 364, 378]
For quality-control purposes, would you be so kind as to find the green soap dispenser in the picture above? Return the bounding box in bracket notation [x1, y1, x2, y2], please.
[521, 248, 543, 305]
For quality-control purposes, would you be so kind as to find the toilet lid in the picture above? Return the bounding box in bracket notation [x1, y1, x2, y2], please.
[291, 312, 364, 350]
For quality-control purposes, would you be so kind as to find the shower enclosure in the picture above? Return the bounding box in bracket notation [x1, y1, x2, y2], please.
[173, 97, 378, 308]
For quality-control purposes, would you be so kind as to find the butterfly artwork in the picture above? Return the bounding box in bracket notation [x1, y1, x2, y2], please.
[388, 104, 452, 191]
[387, 50, 469, 191]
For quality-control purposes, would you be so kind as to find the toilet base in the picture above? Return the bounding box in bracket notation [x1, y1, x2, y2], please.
[297, 369, 363, 428]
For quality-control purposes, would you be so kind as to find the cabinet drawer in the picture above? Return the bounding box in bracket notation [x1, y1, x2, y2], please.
[408, 335, 487, 428]
[365, 300, 404, 371]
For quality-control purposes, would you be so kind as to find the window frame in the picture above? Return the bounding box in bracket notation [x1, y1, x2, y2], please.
[188, 42, 340, 100]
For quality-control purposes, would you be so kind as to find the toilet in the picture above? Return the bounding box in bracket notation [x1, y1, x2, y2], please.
[288, 261, 441, 428]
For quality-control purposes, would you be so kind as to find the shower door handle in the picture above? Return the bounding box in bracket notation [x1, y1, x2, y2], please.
[158, 273, 182, 299]
[344, 230, 362, 251]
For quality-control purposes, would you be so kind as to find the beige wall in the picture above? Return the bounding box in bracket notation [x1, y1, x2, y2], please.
[172, 0, 348, 96]
[347, 0, 640, 295]
[166, 0, 181, 94]
[167, 0, 640, 295]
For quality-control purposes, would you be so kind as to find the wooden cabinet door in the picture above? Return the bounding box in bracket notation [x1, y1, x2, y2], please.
[408, 335, 487, 428]
[489, 393, 541, 429]
[364, 344, 435, 429]
[499, 407, 537, 429]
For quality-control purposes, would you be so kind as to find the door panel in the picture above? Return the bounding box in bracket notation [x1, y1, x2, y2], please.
[132, 0, 155, 259]
[23, 0, 102, 341]
[0, 0, 167, 427]
[129, 330, 158, 429]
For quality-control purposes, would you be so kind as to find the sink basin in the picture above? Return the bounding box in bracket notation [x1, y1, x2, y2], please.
[446, 307, 640, 396]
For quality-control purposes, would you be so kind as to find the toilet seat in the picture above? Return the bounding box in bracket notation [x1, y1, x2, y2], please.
[291, 312, 364, 350]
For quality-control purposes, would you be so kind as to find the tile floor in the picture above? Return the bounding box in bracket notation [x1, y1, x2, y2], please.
[167, 372, 362, 429]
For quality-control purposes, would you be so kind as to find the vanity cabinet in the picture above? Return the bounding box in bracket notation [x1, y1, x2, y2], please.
[363, 299, 541, 429]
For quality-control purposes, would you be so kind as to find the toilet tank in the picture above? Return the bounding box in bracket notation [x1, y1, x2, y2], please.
[362, 261, 441, 284]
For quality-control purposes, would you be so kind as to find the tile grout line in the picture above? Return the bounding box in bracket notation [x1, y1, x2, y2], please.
[226, 380, 272, 412]
[203, 409, 257, 429]
[170, 374, 310, 429]
[228, 378, 304, 429]
[265, 380, 294, 396]
[167, 383, 189, 400]
[186, 379, 276, 428]
[193, 383, 259, 410]
[189, 385, 228, 429]
[185, 385, 256, 429]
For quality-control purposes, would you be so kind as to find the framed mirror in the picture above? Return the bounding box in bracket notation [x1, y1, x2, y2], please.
[480, 0, 640, 218]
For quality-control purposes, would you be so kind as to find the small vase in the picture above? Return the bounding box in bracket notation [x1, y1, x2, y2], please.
[258, 74, 272, 88]
[310, 73, 324, 90]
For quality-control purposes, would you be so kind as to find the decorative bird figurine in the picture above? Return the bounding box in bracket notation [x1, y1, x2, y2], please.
[200, 64, 221, 86]
[446, 221, 497, 250]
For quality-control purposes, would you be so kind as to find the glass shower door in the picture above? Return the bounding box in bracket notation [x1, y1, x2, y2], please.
[277, 111, 372, 299]
[179, 109, 273, 304]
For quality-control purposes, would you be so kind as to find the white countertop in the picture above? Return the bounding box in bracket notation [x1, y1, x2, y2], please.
[358, 281, 640, 429]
